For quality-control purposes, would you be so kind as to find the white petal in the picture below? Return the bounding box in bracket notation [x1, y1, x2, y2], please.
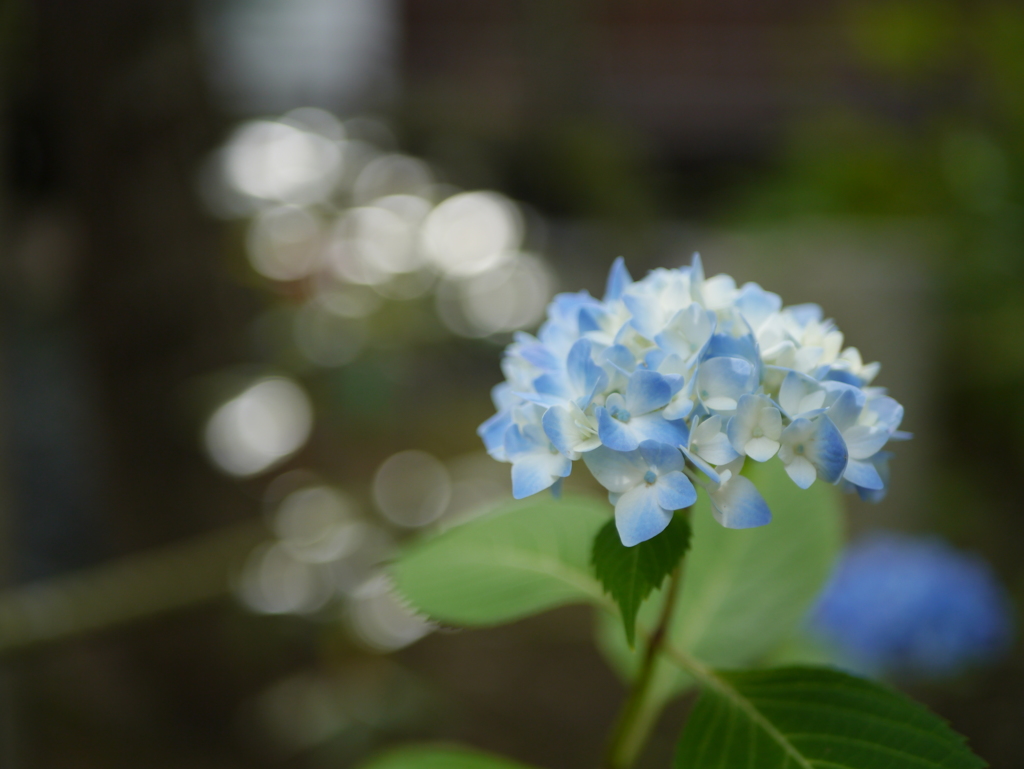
[784, 456, 817, 489]
[582, 445, 646, 493]
[744, 436, 780, 462]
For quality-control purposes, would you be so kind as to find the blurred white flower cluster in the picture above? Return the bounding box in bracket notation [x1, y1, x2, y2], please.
[236, 450, 512, 650]
[201, 108, 555, 355]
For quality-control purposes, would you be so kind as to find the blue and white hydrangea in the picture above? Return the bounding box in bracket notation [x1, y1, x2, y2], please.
[479, 256, 909, 547]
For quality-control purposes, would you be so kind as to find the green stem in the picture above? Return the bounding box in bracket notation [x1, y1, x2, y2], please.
[602, 563, 684, 769]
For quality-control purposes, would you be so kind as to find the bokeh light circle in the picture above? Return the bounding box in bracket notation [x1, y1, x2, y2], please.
[372, 450, 451, 528]
[205, 377, 313, 477]
[420, 191, 522, 277]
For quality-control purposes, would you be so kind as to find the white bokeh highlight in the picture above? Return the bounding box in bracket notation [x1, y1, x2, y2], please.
[205, 377, 313, 477]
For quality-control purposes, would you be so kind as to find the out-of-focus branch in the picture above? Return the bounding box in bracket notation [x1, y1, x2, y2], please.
[0, 521, 266, 655]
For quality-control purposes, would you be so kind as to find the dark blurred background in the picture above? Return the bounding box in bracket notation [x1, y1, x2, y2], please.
[0, 0, 1022, 766]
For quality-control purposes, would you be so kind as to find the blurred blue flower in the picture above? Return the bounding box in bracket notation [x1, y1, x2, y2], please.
[479, 255, 909, 546]
[809, 533, 1015, 678]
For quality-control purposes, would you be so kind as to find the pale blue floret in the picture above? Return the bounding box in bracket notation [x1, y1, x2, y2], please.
[778, 370, 828, 419]
[595, 369, 689, 451]
[478, 255, 907, 546]
[583, 441, 697, 547]
[824, 386, 883, 491]
[537, 291, 602, 358]
[509, 332, 560, 372]
[701, 329, 760, 366]
[599, 344, 638, 376]
[660, 367, 697, 421]
[727, 394, 783, 462]
[684, 414, 740, 471]
[734, 282, 782, 332]
[654, 304, 715, 368]
[696, 356, 758, 413]
[778, 415, 848, 488]
[542, 401, 600, 456]
[504, 422, 572, 499]
[705, 457, 772, 529]
[529, 338, 608, 409]
[622, 267, 699, 339]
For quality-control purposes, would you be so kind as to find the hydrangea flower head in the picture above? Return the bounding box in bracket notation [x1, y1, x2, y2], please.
[479, 256, 910, 546]
[809, 533, 1014, 678]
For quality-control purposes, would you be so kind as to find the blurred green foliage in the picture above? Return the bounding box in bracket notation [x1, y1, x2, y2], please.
[732, 2, 1024, 550]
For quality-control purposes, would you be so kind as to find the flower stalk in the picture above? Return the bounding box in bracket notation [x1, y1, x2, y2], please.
[602, 563, 684, 769]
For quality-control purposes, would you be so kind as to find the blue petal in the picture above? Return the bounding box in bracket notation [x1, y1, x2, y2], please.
[693, 422, 741, 465]
[690, 252, 704, 283]
[491, 382, 517, 410]
[478, 410, 512, 458]
[511, 452, 571, 498]
[626, 369, 673, 416]
[725, 395, 760, 453]
[787, 303, 822, 325]
[577, 305, 603, 335]
[513, 390, 563, 408]
[630, 412, 690, 449]
[600, 344, 637, 373]
[680, 445, 721, 484]
[514, 339, 560, 371]
[734, 282, 781, 330]
[870, 396, 905, 433]
[615, 485, 673, 547]
[567, 338, 593, 379]
[826, 387, 863, 433]
[809, 416, 849, 484]
[503, 423, 535, 457]
[696, 357, 757, 410]
[655, 470, 697, 511]
[549, 478, 564, 499]
[638, 440, 684, 474]
[843, 425, 891, 459]
[533, 373, 571, 401]
[709, 475, 772, 529]
[702, 332, 759, 365]
[778, 370, 826, 418]
[596, 406, 640, 451]
[644, 347, 668, 371]
[854, 452, 892, 502]
[582, 445, 646, 492]
[622, 292, 657, 339]
[604, 256, 632, 302]
[567, 339, 608, 406]
[542, 405, 581, 456]
[823, 368, 862, 387]
[843, 459, 884, 491]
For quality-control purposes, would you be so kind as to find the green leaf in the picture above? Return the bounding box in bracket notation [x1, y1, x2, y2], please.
[597, 460, 843, 709]
[675, 666, 987, 768]
[392, 495, 610, 626]
[591, 513, 691, 647]
[359, 744, 537, 769]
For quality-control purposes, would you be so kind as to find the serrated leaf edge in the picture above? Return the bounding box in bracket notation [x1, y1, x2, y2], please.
[659, 640, 985, 769]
